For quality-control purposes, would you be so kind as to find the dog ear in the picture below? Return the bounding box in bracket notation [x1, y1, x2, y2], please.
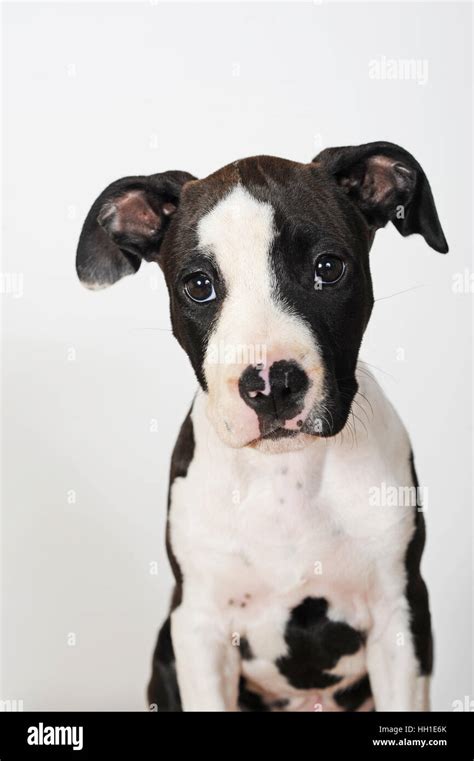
[312, 141, 448, 253]
[76, 170, 196, 289]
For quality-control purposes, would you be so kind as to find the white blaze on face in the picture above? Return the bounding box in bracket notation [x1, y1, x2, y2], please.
[198, 184, 324, 448]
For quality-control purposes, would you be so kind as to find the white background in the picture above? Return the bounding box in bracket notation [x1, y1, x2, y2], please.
[1, 1, 472, 711]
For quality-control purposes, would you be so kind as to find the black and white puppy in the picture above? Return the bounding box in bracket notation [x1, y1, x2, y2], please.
[76, 142, 448, 712]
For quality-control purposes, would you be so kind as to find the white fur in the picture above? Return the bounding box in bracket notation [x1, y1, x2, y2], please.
[169, 368, 427, 711]
[198, 185, 325, 448]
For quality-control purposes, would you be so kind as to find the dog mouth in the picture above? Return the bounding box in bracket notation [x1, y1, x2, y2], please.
[216, 375, 358, 449]
[248, 395, 351, 446]
[246, 425, 300, 448]
[261, 427, 299, 441]
[247, 421, 313, 448]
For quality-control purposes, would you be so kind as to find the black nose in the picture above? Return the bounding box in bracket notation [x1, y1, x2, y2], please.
[239, 360, 309, 421]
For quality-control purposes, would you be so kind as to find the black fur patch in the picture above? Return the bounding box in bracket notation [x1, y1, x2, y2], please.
[238, 678, 270, 712]
[269, 211, 370, 437]
[147, 616, 182, 712]
[239, 636, 254, 660]
[276, 597, 364, 690]
[165, 407, 195, 592]
[334, 674, 372, 711]
[147, 406, 195, 710]
[404, 451, 433, 675]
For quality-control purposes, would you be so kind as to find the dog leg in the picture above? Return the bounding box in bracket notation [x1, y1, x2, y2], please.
[171, 604, 240, 712]
[147, 616, 182, 712]
[366, 599, 430, 711]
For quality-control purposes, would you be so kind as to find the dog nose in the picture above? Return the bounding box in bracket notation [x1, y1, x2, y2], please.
[239, 360, 309, 420]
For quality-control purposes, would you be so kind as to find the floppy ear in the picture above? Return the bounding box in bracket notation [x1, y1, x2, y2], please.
[76, 170, 196, 289]
[312, 141, 448, 253]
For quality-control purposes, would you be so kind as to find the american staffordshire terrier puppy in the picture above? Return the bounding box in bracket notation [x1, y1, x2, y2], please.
[76, 142, 448, 711]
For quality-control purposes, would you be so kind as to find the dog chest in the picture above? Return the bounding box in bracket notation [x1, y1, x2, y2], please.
[170, 447, 375, 625]
[168, 378, 415, 629]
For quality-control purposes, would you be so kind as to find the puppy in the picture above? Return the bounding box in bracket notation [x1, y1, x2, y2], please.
[76, 142, 448, 711]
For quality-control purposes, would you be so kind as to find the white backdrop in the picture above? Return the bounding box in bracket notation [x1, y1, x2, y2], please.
[1, 1, 472, 711]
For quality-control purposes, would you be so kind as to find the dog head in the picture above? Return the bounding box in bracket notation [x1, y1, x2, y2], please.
[76, 142, 447, 451]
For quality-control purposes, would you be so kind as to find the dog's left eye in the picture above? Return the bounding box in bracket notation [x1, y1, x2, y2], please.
[184, 272, 216, 303]
[314, 254, 345, 286]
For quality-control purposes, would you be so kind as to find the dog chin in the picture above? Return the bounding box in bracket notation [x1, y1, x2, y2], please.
[247, 411, 352, 452]
[214, 416, 347, 452]
[245, 430, 322, 454]
[209, 398, 351, 451]
[214, 424, 317, 453]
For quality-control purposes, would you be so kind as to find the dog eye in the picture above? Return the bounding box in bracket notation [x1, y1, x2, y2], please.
[314, 254, 345, 286]
[184, 272, 216, 303]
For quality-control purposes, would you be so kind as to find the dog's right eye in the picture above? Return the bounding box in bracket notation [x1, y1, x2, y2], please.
[314, 254, 346, 287]
[183, 272, 216, 303]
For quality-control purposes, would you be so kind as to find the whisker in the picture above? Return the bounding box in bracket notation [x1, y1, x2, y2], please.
[374, 284, 423, 302]
[352, 395, 371, 423]
[351, 411, 358, 448]
[356, 391, 373, 416]
[357, 359, 396, 382]
[351, 409, 368, 439]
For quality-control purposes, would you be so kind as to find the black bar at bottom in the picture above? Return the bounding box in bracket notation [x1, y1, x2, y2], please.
[0, 710, 473, 759]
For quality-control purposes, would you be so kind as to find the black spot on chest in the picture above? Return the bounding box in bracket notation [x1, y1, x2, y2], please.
[334, 674, 372, 710]
[239, 636, 254, 660]
[276, 597, 364, 690]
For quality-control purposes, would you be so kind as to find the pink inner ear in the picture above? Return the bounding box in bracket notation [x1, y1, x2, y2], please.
[363, 155, 398, 205]
[100, 190, 162, 238]
[361, 155, 415, 208]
